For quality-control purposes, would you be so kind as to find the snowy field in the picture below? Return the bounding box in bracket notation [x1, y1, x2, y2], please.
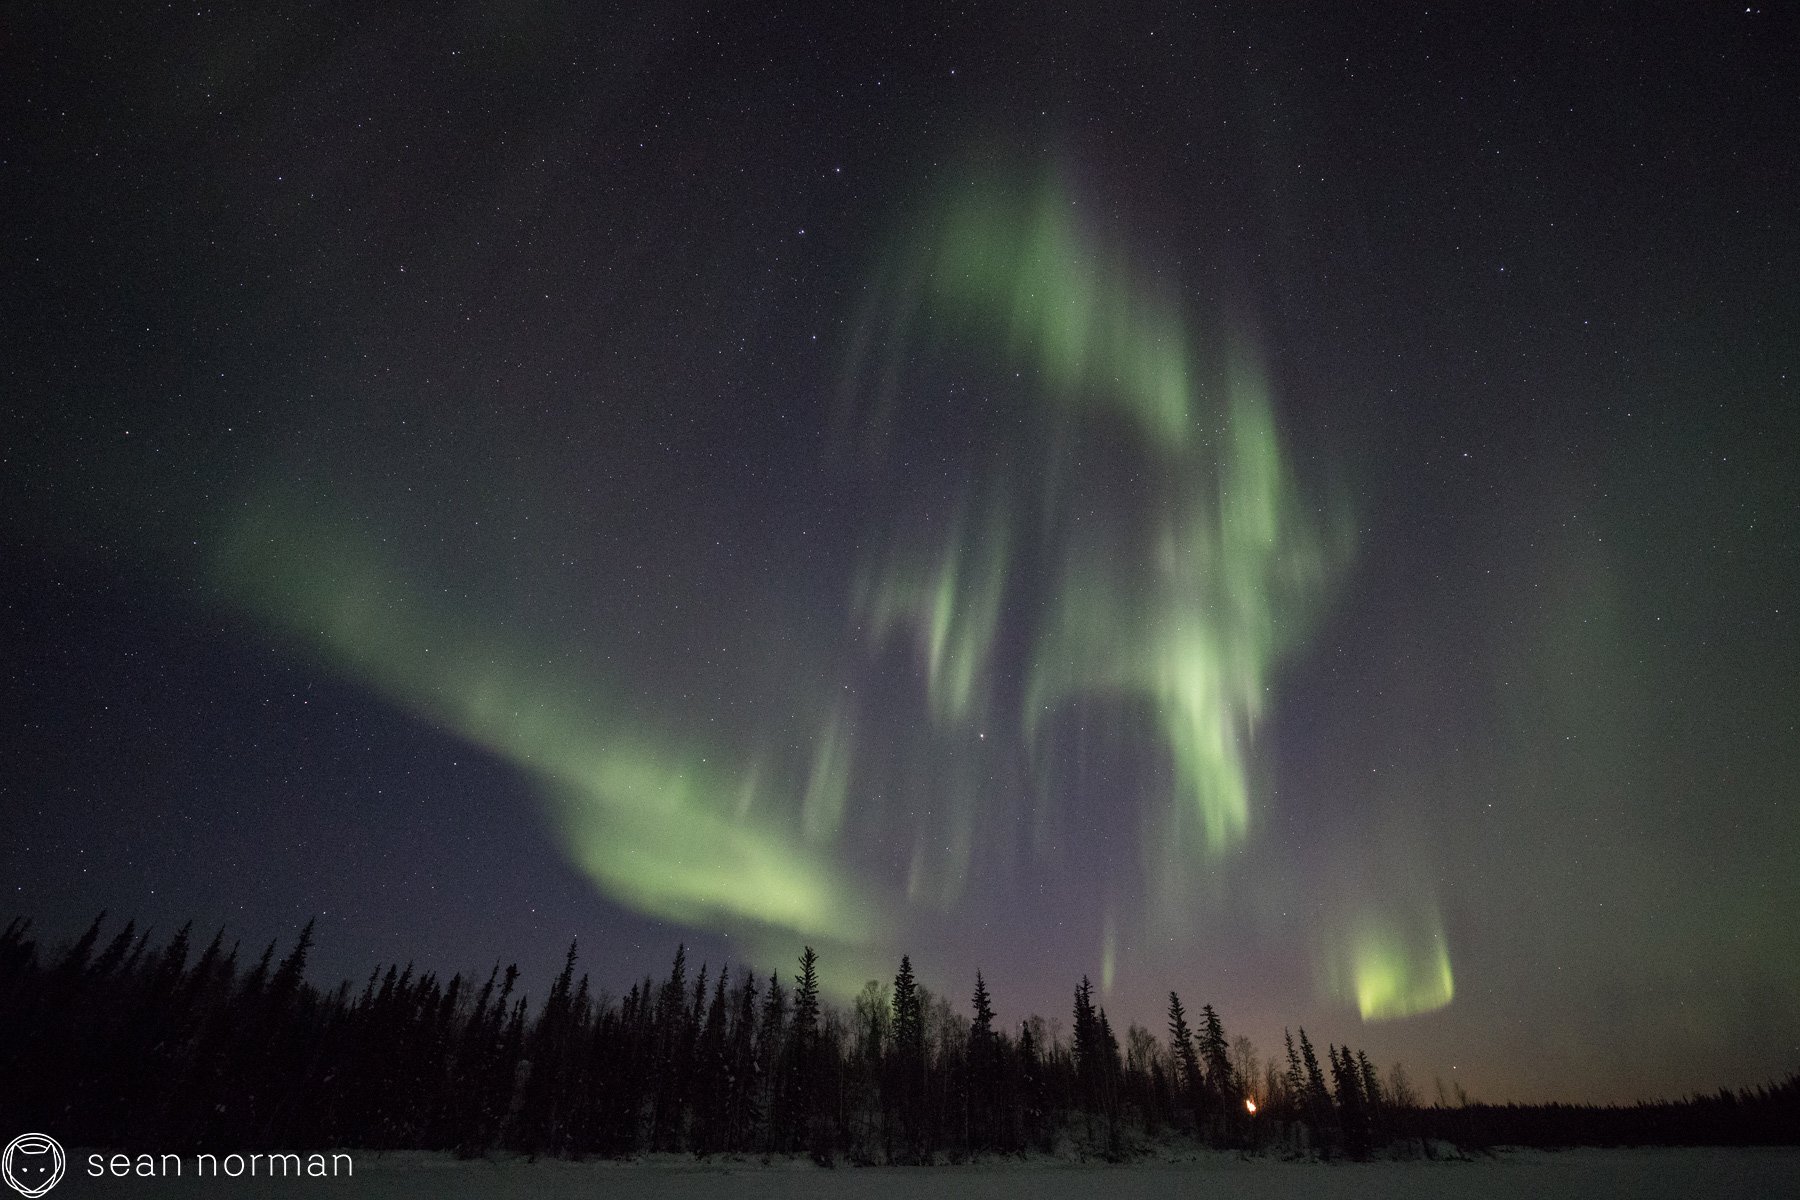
[66, 1147, 1800, 1199]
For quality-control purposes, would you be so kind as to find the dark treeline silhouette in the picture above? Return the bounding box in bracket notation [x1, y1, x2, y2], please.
[2, 915, 1794, 1161]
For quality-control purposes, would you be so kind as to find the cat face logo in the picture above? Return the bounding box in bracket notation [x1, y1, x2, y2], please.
[1, 1135, 64, 1198]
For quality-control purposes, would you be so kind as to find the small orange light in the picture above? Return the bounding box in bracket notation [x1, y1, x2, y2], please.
[1245, 1098, 1257, 1114]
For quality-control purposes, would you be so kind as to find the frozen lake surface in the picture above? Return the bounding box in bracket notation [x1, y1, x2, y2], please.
[68, 1146, 1800, 1199]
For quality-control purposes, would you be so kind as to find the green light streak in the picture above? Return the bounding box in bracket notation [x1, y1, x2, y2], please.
[801, 705, 853, 844]
[858, 505, 1009, 725]
[901, 801, 975, 913]
[213, 494, 875, 944]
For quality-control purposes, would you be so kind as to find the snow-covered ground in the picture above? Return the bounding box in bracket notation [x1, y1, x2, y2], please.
[65, 1147, 1800, 1199]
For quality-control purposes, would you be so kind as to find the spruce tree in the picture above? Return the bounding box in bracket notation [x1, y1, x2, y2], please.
[1072, 976, 1099, 1105]
[517, 940, 579, 1153]
[649, 945, 691, 1150]
[1096, 1008, 1123, 1084]
[269, 918, 315, 1006]
[691, 967, 730, 1154]
[1196, 1003, 1235, 1146]
[1329, 1044, 1368, 1157]
[56, 912, 105, 981]
[1357, 1049, 1384, 1146]
[788, 947, 822, 1154]
[969, 973, 995, 1046]
[725, 971, 760, 1152]
[1016, 1019, 1048, 1151]
[1168, 993, 1205, 1135]
[1095, 1006, 1125, 1155]
[1199, 1004, 1233, 1103]
[756, 970, 787, 1152]
[892, 956, 922, 1059]
[1297, 1028, 1333, 1153]
[966, 972, 997, 1152]
[889, 955, 926, 1161]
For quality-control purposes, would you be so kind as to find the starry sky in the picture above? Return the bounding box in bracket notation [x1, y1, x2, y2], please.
[5, 4, 1797, 1106]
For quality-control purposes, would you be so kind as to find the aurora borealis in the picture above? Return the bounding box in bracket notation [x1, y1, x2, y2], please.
[6, 4, 1797, 1107]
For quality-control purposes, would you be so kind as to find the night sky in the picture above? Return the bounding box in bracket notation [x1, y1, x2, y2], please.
[6, 4, 1797, 1106]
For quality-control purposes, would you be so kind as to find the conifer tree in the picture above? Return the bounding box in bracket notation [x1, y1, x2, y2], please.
[725, 971, 760, 1151]
[1070, 976, 1115, 1149]
[1329, 1045, 1368, 1157]
[1168, 993, 1205, 1135]
[691, 967, 730, 1155]
[93, 920, 139, 984]
[516, 940, 580, 1153]
[650, 945, 690, 1150]
[756, 970, 787, 1152]
[888, 955, 926, 1161]
[969, 973, 995, 1048]
[269, 918, 315, 1006]
[1072, 976, 1100, 1104]
[1357, 1049, 1384, 1145]
[1199, 1004, 1233, 1103]
[1097, 1006, 1126, 1153]
[57, 912, 105, 981]
[792, 949, 821, 1050]
[1194, 1003, 1237, 1146]
[1016, 1018, 1049, 1150]
[1097, 1007, 1123, 1083]
[966, 972, 997, 1152]
[787, 947, 822, 1154]
[1297, 1028, 1333, 1153]
[892, 956, 922, 1061]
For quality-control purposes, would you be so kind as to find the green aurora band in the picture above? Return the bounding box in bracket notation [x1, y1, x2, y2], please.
[213, 498, 878, 950]
[927, 170, 1197, 450]
[1339, 908, 1457, 1022]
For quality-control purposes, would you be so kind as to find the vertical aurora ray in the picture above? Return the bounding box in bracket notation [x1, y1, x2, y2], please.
[856, 501, 1010, 726]
[801, 703, 854, 844]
